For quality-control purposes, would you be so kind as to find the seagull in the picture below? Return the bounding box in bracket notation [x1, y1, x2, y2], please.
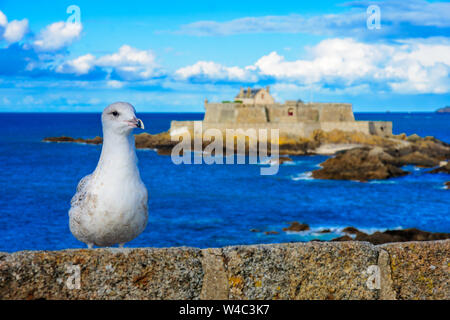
[69, 102, 148, 248]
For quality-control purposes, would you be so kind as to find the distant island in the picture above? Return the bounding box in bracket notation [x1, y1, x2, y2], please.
[436, 106, 450, 113]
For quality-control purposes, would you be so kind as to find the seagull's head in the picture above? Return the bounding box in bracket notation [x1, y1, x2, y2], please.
[101, 102, 145, 135]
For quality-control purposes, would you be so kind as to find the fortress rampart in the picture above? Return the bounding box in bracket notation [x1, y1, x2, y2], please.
[170, 98, 392, 139]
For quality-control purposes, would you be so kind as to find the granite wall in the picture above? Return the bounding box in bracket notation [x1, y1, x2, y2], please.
[1, 240, 448, 300]
[169, 120, 393, 139]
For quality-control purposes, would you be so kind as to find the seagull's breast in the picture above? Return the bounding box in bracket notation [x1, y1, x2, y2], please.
[70, 166, 148, 247]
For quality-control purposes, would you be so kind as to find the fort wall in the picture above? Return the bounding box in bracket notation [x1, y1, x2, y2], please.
[173, 100, 393, 139]
[170, 120, 393, 139]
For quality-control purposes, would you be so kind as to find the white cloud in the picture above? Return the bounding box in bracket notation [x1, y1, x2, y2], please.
[254, 38, 389, 84]
[0, 11, 7, 27]
[96, 45, 159, 80]
[175, 61, 255, 81]
[57, 45, 162, 80]
[33, 21, 82, 51]
[106, 80, 124, 88]
[56, 54, 95, 74]
[176, 38, 450, 94]
[261, 38, 450, 94]
[0, 10, 28, 43]
[3, 19, 28, 43]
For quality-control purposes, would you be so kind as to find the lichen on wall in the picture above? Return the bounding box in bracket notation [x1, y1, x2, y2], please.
[1, 240, 448, 300]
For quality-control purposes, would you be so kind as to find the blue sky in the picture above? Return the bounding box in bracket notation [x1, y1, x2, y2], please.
[0, 0, 449, 112]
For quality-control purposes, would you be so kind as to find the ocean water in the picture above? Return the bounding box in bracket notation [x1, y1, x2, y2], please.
[0, 112, 449, 252]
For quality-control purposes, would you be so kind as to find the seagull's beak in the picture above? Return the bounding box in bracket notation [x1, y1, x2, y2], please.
[126, 117, 145, 129]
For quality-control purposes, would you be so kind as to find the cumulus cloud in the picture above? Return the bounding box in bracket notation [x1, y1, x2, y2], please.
[174, 0, 450, 39]
[260, 38, 450, 94]
[0, 10, 28, 43]
[57, 45, 162, 81]
[175, 61, 256, 82]
[96, 45, 160, 80]
[254, 38, 390, 84]
[33, 21, 82, 51]
[177, 38, 450, 94]
[3, 19, 29, 43]
[56, 54, 95, 74]
[0, 11, 7, 27]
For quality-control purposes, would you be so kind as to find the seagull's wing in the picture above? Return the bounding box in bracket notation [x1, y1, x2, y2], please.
[70, 174, 93, 208]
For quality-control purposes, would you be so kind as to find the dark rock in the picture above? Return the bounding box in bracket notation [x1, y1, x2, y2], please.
[312, 147, 409, 181]
[43, 136, 103, 145]
[156, 147, 173, 155]
[445, 181, 450, 189]
[283, 222, 310, 232]
[264, 231, 279, 235]
[44, 132, 177, 154]
[342, 227, 360, 234]
[390, 151, 440, 167]
[318, 229, 331, 233]
[435, 106, 450, 113]
[331, 235, 353, 241]
[336, 228, 450, 245]
[428, 162, 450, 174]
[278, 156, 293, 164]
[250, 229, 260, 233]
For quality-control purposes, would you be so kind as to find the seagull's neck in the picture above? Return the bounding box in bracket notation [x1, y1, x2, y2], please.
[96, 130, 138, 176]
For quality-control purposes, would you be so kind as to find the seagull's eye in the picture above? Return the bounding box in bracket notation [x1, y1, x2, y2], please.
[111, 111, 119, 117]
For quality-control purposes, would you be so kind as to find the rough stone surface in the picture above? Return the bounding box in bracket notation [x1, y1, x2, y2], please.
[0, 247, 203, 300]
[380, 240, 450, 300]
[199, 248, 228, 300]
[1, 241, 449, 300]
[222, 242, 378, 300]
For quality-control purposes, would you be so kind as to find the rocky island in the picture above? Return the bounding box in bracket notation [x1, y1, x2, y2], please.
[43, 88, 450, 182]
[44, 127, 450, 182]
[436, 106, 450, 113]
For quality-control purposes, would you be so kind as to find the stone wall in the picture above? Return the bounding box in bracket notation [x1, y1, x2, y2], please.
[169, 120, 393, 139]
[204, 102, 356, 124]
[180, 101, 392, 138]
[1, 240, 448, 300]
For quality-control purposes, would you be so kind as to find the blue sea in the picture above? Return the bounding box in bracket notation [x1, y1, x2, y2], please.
[0, 112, 449, 252]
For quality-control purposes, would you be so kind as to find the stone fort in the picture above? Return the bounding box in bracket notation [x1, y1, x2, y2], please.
[170, 86, 392, 138]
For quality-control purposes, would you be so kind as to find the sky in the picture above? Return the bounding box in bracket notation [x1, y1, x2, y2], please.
[0, 0, 449, 112]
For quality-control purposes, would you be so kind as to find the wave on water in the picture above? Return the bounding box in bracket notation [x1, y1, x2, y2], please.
[257, 158, 298, 166]
[282, 160, 302, 166]
[291, 171, 313, 181]
[136, 148, 158, 152]
[368, 180, 397, 184]
[283, 225, 404, 239]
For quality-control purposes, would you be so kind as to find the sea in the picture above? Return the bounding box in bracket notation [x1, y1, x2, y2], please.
[0, 112, 449, 252]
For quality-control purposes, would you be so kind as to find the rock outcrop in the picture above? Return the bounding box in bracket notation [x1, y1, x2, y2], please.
[282, 222, 310, 232]
[428, 162, 450, 174]
[43, 136, 103, 145]
[44, 129, 450, 182]
[312, 133, 450, 181]
[435, 106, 450, 113]
[312, 147, 409, 181]
[1, 240, 449, 300]
[332, 227, 450, 245]
[43, 132, 177, 153]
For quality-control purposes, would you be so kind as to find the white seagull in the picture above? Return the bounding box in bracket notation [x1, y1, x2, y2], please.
[69, 102, 148, 248]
